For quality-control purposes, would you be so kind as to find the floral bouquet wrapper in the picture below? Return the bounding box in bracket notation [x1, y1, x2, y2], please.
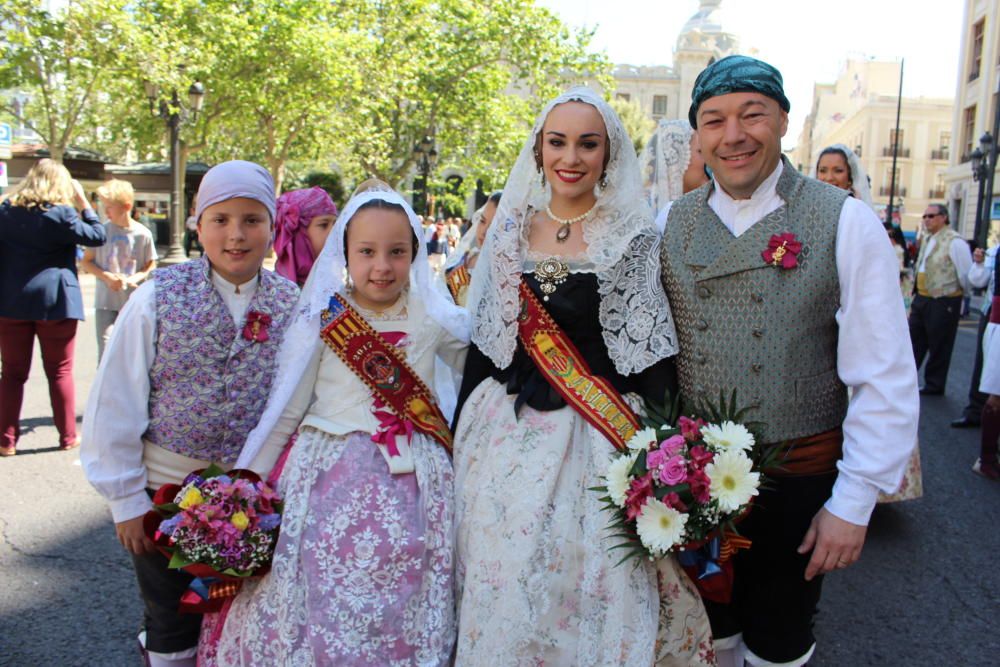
[594, 395, 768, 604]
[142, 464, 283, 613]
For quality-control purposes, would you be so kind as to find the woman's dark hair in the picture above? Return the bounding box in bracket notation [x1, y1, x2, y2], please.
[816, 147, 854, 185]
[885, 223, 912, 268]
[487, 190, 503, 205]
[344, 199, 420, 262]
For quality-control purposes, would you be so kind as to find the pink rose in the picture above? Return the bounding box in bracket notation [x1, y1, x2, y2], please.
[659, 434, 687, 456]
[647, 448, 667, 474]
[660, 455, 688, 486]
[625, 474, 654, 521]
[679, 416, 706, 442]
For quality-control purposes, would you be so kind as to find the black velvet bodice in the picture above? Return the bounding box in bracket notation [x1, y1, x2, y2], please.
[454, 271, 676, 423]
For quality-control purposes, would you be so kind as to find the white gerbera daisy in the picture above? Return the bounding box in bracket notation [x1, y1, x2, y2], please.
[605, 451, 638, 508]
[705, 449, 760, 512]
[635, 498, 688, 556]
[701, 421, 755, 452]
[626, 427, 658, 452]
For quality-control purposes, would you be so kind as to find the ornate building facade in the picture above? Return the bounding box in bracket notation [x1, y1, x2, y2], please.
[942, 0, 1000, 242]
[792, 59, 953, 232]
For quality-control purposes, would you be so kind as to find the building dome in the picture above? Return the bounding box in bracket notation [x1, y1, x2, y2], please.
[676, 0, 739, 58]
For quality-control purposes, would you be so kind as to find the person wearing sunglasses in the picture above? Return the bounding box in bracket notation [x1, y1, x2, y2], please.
[909, 204, 973, 395]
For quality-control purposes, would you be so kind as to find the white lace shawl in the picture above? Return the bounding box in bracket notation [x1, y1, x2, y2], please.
[811, 143, 874, 208]
[444, 205, 484, 271]
[236, 186, 470, 468]
[642, 119, 694, 213]
[467, 86, 678, 376]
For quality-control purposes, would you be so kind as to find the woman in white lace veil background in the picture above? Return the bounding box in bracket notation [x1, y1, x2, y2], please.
[201, 180, 468, 666]
[642, 118, 710, 232]
[814, 145, 923, 504]
[451, 87, 713, 666]
[812, 143, 874, 208]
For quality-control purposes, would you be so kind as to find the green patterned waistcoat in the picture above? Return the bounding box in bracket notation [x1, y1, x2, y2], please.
[660, 161, 850, 444]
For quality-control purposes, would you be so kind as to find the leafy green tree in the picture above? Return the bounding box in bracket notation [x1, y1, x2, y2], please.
[337, 0, 612, 191]
[0, 0, 138, 162]
[610, 98, 655, 155]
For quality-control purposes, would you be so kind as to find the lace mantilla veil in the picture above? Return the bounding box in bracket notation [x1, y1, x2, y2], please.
[467, 86, 678, 376]
[236, 184, 470, 468]
[642, 119, 694, 213]
[444, 205, 484, 271]
[811, 142, 874, 208]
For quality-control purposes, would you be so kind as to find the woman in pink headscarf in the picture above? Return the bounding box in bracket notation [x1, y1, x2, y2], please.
[273, 187, 338, 286]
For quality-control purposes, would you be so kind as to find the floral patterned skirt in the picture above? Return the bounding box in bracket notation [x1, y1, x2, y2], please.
[453, 379, 715, 667]
[204, 427, 455, 666]
[877, 444, 923, 503]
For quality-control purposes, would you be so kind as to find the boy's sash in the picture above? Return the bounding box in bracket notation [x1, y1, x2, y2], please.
[319, 294, 452, 454]
[516, 280, 641, 452]
[445, 260, 471, 304]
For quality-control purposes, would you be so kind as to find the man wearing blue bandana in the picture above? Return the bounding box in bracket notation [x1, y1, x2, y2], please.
[657, 55, 919, 666]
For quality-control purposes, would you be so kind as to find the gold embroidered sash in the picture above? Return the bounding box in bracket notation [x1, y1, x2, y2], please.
[319, 295, 452, 454]
[516, 280, 641, 452]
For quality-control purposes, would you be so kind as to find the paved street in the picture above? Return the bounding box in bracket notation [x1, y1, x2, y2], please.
[1, 274, 998, 666]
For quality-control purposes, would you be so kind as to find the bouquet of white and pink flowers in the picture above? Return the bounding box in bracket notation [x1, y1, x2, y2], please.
[143, 464, 283, 611]
[594, 393, 768, 601]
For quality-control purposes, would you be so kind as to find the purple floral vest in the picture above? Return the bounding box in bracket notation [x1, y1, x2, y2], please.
[144, 257, 298, 462]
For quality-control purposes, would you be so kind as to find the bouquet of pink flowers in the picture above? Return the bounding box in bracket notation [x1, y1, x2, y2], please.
[594, 393, 768, 589]
[144, 464, 283, 602]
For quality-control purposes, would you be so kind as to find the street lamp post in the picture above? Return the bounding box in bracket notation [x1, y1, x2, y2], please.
[144, 76, 205, 264]
[412, 135, 438, 217]
[971, 132, 993, 249]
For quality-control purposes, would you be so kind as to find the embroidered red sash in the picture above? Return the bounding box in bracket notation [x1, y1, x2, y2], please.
[445, 261, 471, 304]
[319, 294, 452, 454]
[516, 280, 642, 452]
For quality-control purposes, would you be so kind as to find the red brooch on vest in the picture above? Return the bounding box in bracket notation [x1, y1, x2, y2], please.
[762, 233, 802, 269]
[243, 311, 272, 343]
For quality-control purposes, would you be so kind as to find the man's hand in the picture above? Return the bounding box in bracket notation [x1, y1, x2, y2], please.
[115, 516, 157, 555]
[797, 507, 867, 581]
[974, 247, 986, 264]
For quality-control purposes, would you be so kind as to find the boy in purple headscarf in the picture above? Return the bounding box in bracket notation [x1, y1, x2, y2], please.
[273, 187, 338, 287]
[82, 161, 300, 667]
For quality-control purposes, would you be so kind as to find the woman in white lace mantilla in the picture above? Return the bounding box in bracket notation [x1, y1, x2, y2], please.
[452, 88, 715, 666]
[201, 182, 469, 666]
[642, 118, 710, 232]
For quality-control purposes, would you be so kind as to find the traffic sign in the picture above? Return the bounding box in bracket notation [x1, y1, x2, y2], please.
[0, 123, 11, 160]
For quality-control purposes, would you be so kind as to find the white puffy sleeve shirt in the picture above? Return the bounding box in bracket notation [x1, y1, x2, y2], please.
[247, 294, 467, 476]
[657, 166, 919, 527]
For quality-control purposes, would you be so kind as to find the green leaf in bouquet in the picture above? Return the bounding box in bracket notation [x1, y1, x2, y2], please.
[167, 550, 194, 570]
[629, 449, 649, 477]
[200, 463, 228, 479]
[654, 483, 691, 499]
[154, 502, 181, 514]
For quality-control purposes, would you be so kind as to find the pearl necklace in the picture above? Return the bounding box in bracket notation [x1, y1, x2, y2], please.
[546, 203, 596, 243]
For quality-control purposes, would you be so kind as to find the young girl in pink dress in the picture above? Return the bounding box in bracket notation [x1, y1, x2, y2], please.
[202, 181, 468, 666]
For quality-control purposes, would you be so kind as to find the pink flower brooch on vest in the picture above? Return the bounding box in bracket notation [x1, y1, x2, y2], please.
[243, 311, 272, 343]
[762, 233, 802, 269]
